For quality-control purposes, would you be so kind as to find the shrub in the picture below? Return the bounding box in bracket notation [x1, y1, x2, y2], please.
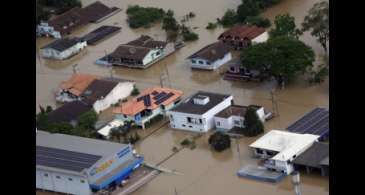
[180, 138, 192, 146]
[220, 9, 237, 27]
[131, 87, 140, 96]
[206, 22, 217, 30]
[182, 31, 199, 42]
[126, 5, 165, 28]
[78, 110, 98, 130]
[245, 16, 271, 28]
[243, 107, 264, 137]
[208, 132, 231, 152]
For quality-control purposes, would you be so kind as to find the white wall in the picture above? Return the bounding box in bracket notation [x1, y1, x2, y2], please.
[214, 116, 232, 130]
[36, 169, 91, 195]
[256, 107, 266, 122]
[168, 95, 233, 132]
[40, 41, 87, 60]
[142, 48, 163, 65]
[93, 82, 134, 113]
[189, 52, 232, 70]
[252, 31, 269, 44]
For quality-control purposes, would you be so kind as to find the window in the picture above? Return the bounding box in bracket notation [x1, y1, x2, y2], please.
[189, 125, 193, 128]
[156, 51, 160, 56]
[217, 121, 221, 126]
[80, 180, 85, 183]
[191, 59, 196, 64]
[234, 120, 240, 125]
[170, 115, 174, 121]
[123, 114, 127, 118]
[44, 173, 48, 177]
[182, 124, 186, 127]
[187, 117, 192, 123]
[198, 61, 204, 64]
[68, 178, 73, 181]
[199, 119, 202, 124]
[256, 149, 263, 154]
[206, 61, 211, 65]
[56, 176, 61, 179]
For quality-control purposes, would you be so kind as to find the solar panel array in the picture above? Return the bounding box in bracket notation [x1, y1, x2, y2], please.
[143, 94, 151, 107]
[153, 92, 167, 100]
[155, 92, 175, 105]
[287, 108, 329, 140]
[36, 146, 102, 172]
[151, 91, 159, 96]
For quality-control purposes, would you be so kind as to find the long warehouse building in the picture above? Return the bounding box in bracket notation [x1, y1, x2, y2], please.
[36, 130, 144, 195]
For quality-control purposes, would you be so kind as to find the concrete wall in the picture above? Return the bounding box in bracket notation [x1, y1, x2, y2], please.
[168, 96, 233, 132]
[36, 169, 91, 195]
[252, 32, 269, 44]
[93, 82, 134, 113]
[188, 53, 232, 70]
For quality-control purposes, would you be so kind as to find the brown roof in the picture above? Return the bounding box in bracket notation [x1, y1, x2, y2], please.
[188, 42, 230, 62]
[218, 25, 266, 41]
[47, 101, 92, 124]
[110, 45, 151, 61]
[215, 105, 248, 118]
[60, 74, 99, 96]
[48, 7, 88, 35]
[81, 79, 119, 105]
[80, 1, 116, 23]
[113, 87, 183, 116]
[126, 35, 167, 49]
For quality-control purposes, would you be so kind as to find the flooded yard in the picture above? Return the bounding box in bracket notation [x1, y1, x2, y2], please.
[36, 0, 329, 194]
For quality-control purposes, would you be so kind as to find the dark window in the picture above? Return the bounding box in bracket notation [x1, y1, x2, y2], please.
[217, 121, 220, 126]
[80, 180, 85, 183]
[123, 114, 127, 118]
[199, 61, 204, 64]
[44, 173, 48, 177]
[189, 125, 193, 128]
[206, 61, 211, 65]
[192, 59, 196, 64]
[199, 119, 202, 124]
[161, 105, 165, 110]
[256, 149, 263, 154]
[182, 124, 186, 127]
[234, 120, 240, 125]
[187, 117, 192, 123]
[267, 151, 275, 156]
[156, 51, 160, 56]
[68, 178, 73, 181]
[56, 176, 61, 179]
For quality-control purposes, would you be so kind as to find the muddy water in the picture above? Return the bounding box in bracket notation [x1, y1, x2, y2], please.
[36, 0, 329, 194]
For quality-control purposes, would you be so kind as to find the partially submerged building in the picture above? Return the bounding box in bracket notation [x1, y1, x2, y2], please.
[81, 79, 135, 114]
[81, 25, 121, 45]
[47, 101, 92, 126]
[168, 91, 233, 132]
[249, 130, 319, 174]
[97, 119, 124, 139]
[214, 105, 266, 132]
[106, 35, 167, 68]
[218, 25, 268, 50]
[40, 37, 87, 60]
[287, 107, 329, 141]
[56, 74, 99, 103]
[293, 142, 329, 176]
[187, 42, 231, 70]
[37, 1, 120, 38]
[36, 130, 143, 195]
[113, 87, 183, 129]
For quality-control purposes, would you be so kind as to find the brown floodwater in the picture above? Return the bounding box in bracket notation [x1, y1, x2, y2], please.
[36, 0, 329, 194]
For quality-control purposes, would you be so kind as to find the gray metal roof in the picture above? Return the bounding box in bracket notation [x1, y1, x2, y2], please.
[41, 37, 83, 52]
[37, 131, 128, 159]
[293, 142, 329, 168]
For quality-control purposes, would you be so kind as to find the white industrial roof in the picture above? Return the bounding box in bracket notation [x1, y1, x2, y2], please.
[249, 130, 319, 161]
[98, 119, 124, 137]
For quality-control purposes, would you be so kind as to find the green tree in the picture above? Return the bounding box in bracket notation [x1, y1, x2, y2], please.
[46, 105, 53, 113]
[78, 110, 98, 130]
[110, 128, 123, 142]
[131, 87, 140, 96]
[49, 122, 74, 135]
[302, 1, 329, 53]
[256, 0, 282, 9]
[270, 14, 301, 39]
[245, 16, 271, 28]
[236, 0, 261, 22]
[241, 36, 315, 83]
[208, 132, 231, 152]
[206, 22, 217, 30]
[162, 10, 179, 31]
[126, 5, 165, 28]
[243, 107, 264, 137]
[220, 9, 238, 27]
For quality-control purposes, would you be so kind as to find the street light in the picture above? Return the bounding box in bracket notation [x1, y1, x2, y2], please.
[291, 171, 302, 195]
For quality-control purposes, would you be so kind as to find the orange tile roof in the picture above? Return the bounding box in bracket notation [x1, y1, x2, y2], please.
[113, 87, 183, 116]
[60, 74, 99, 96]
[219, 25, 266, 40]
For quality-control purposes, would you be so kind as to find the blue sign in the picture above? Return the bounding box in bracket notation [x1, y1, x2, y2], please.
[117, 147, 131, 159]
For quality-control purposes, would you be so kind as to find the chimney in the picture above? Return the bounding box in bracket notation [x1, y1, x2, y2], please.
[193, 95, 210, 105]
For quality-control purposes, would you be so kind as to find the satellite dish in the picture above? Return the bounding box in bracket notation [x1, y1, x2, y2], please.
[129, 47, 136, 54]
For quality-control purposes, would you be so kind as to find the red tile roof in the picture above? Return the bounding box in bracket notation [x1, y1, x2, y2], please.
[218, 25, 266, 41]
[60, 74, 99, 96]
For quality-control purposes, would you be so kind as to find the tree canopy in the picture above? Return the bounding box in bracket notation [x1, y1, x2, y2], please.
[220, 9, 238, 27]
[162, 10, 179, 31]
[243, 107, 264, 137]
[236, 0, 261, 22]
[208, 132, 231, 152]
[269, 14, 301, 39]
[78, 110, 98, 130]
[302, 1, 329, 52]
[126, 5, 165, 28]
[241, 36, 315, 82]
[245, 16, 271, 28]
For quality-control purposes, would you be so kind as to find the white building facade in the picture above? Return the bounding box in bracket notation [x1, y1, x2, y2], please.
[37, 22, 62, 38]
[189, 52, 232, 70]
[40, 39, 87, 60]
[251, 31, 269, 44]
[93, 82, 134, 113]
[168, 92, 233, 132]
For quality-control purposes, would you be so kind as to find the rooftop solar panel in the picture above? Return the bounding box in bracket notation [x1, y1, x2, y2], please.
[143, 94, 151, 107]
[151, 91, 159, 96]
[155, 92, 174, 105]
[286, 108, 329, 140]
[36, 146, 102, 172]
[153, 92, 167, 100]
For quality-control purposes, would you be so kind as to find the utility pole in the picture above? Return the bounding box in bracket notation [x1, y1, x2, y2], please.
[174, 187, 178, 195]
[236, 138, 242, 167]
[160, 73, 166, 88]
[164, 64, 172, 87]
[109, 67, 114, 80]
[270, 89, 279, 117]
[291, 171, 302, 195]
[72, 64, 78, 74]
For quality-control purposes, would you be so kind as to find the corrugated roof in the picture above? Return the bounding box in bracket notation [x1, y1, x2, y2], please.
[188, 42, 230, 62]
[80, 1, 117, 22]
[48, 7, 88, 35]
[293, 142, 329, 168]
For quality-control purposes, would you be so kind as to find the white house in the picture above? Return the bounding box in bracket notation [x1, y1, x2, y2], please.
[82, 79, 135, 114]
[40, 38, 87, 60]
[187, 42, 232, 70]
[167, 91, 233, 132]
[214, 105, 266, 131]
[108, 35, 167, 68]
[249, 130, 319, 174]
[97, 119, 124, 139]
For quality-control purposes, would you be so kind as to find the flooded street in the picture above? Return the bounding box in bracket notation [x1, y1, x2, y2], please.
[36, 0, 329, 194]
